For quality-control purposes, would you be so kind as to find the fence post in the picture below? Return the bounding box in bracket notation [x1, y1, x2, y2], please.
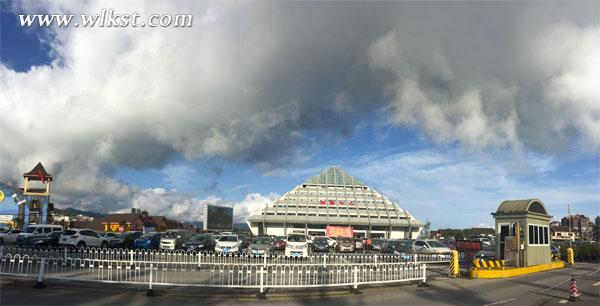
[418, 263, 428, 287]
[256, 265, 266, 299]
[323, 254, 327, 268]
[263, 253, 267, 268]
[146, 263, 155, 296]
[353, 266, 358, 289]
[197, 252, 201, 267]
[34, 258, 46, 289]
[64, 247, 67, 259]
[129, 250, 134, 266]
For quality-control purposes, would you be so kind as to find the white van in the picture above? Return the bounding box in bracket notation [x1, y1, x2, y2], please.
[285, 233, 309, 257]
[16, 224, 63, 246]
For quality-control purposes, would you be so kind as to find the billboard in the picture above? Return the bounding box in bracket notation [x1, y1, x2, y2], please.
[203, 204, 233, 231]
[326, 225, 353, 238]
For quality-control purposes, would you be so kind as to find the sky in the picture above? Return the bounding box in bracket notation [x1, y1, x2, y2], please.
[0, 1, 598, 229]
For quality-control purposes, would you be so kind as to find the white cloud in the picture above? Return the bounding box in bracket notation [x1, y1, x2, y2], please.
[233, 192, 279, 223]
[349, 149, 598, 228]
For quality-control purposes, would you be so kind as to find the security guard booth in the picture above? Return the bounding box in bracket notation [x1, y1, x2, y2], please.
[491, 199, 551, 267]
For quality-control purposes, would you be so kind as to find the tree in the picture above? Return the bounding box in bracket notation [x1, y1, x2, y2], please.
[594, 216, 600, 242]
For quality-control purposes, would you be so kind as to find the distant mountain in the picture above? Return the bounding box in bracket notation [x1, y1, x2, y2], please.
[54, 207, 107, 219]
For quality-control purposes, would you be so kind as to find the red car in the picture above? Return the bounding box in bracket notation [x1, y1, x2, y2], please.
[272, 236, 286, 251]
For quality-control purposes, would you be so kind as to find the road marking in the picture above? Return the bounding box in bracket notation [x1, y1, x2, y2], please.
[593, 281, 600, 287]
[484, 298, 517, 306]
[557, 299, 568, 304]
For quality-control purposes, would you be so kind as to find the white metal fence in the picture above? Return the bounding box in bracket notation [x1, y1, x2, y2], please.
[0, 246, 450, 265]
[0, 247, 430, 293]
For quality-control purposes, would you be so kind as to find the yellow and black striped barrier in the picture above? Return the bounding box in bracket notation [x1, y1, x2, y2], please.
[449, 250, 459, 277]
[566, 247, 574, 265]
[472, 259, 506, 270]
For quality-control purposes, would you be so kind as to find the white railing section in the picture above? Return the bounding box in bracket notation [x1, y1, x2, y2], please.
[0, 246, 450, 266]
[0, 253, 426, 293]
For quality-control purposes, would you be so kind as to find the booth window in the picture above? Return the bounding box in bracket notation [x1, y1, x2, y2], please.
[528, 225, 549, 245]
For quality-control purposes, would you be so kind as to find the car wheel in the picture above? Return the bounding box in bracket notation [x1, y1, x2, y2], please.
[77, 241, 86, 249]
[101, 241, 108, 248]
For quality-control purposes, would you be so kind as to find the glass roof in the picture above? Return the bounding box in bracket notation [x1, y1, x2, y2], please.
[303, 166, 366, 187]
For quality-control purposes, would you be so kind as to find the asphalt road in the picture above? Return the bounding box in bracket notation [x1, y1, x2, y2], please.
[1, 263, 598, 305]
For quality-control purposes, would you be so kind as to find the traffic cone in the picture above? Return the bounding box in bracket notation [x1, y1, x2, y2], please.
[569, 277, 580, 301]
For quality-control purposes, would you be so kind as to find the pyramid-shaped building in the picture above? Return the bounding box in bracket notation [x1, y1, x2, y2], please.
[247, 166, 422, 239]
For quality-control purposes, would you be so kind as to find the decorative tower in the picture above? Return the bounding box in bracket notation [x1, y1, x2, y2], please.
[18, 162, 53, 228]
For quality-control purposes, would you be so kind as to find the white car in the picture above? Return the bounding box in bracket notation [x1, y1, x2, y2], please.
[412, 240, 452, 254]
[16, 224, 63, 246]
[215, 235, 241, 254]
[0, 229, 24, 244]
[59, 229, 108, 248]
[285, 234, 309, 257]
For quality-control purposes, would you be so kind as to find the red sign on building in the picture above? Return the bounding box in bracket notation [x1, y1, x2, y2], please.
[326, 225, 354, 238]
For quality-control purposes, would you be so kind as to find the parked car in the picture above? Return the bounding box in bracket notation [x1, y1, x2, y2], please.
[285, 234, 309, 257]
[470, 236, 493, 247]
[248, 236, 273, 255]
[59, 229, 108, 248]
[237, 233, 251, 250]
[183, 234, 216, 252]
[353, 238, 364, 252]
[160, 229, 190, 250]
[337, 237, 355, 253]
[382, 240, 413, 255]
[311, 237, 330, 252]
[551, 244, 561, 260]
[16, 224, 63, 246]
[215, 234, 242, 254]
[102, 232, 122, 240]
[110, 231, 143, 249]
[0, 229, 23, 244]
[32, 231, 63, 248]
[413, 240, 452, 254]
[272, 236, 286, 251]
[134, 232, 162, 250]
[371, 238, 387, 251]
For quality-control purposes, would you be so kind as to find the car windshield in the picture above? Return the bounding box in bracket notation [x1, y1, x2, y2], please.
[339, 237, 352, 243]
[190, 234, 207, 241]
[164, 231, 185, 238]
[252, 237, 271, 244]
[427, 241, 446, 248]
[314, 238, 328, 244]
[288, 235, 306, 242]
[390, 240, 411, 248]
[47, 231, 62, 237]
[63, 230, 77, 236]
[219, 235, 238, 242]
[373, 239, 386, 245]
[140, 233, 156, 239]
[24, 227, 37, 233]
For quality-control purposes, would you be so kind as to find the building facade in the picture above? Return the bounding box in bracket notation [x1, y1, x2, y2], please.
[247, 166, 422, 239]
[560, 214, 594, 241]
